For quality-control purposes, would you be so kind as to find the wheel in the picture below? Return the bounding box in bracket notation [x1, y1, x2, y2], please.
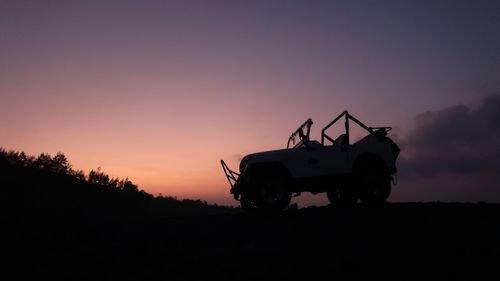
[354, 157, 391, 204]
[249, 170, 291, 211]
[239, 193, 258, 212]
[327, 185, 358, 206]
[362, 178, 391, 204]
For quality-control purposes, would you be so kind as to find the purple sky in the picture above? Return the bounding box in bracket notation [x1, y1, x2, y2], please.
[1, 0, 499, 205]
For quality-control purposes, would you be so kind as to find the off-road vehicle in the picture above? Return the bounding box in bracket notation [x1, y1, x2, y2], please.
[221, 111, 400, 211]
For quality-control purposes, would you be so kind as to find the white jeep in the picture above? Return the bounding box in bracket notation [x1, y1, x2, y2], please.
[221, 111, 400, 211]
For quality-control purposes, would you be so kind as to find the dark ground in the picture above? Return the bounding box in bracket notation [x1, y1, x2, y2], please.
[1, 151, 498, 280]
[3, 202, 500, 280]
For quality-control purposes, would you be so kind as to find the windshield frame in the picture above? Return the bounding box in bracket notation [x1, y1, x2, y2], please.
[287, 118, 313, 149]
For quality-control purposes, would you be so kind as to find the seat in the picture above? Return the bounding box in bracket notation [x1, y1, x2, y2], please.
[335, 134, 348, 146]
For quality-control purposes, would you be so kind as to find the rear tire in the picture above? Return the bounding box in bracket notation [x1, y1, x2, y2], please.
[327, 185, 358, 206]
[354, 157, 391, 204]
[362, 179, 391, 204]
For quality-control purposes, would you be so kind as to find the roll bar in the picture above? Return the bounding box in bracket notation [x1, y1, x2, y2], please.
[321, 111, 392, 145]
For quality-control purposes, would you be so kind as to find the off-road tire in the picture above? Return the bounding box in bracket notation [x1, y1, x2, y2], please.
[354, 156, 391, 204]
[248, 170, 291, 211]
[239, 193, 258, 212]
[327, 185, 358, 206]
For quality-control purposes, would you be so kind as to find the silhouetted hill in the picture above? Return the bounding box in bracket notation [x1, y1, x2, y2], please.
[0, 148, 239, 222]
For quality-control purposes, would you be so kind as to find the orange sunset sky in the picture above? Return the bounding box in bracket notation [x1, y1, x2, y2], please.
[1, 1, 499, 205]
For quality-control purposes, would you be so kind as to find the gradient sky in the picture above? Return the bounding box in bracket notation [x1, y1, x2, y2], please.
[1, 0, 499, 206]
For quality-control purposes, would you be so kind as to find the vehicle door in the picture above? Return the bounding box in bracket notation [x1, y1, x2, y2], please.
[287, 138, 349, 178]
[313, 135, 351, 176]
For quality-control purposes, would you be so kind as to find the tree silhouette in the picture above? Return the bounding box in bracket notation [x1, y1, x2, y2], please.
[33, 153, 53, 170]
[123, 179, 138, 192]
[88, 167, 110, 186]
[70, 169, 86, 180]
[0, 147, 239, 217]
[52, 152, 70, 174]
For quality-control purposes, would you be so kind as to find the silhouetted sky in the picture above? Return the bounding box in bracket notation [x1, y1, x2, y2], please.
[1, 0, 499, 205]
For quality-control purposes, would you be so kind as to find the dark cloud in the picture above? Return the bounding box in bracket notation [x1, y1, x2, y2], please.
[394, 94, 500, 202]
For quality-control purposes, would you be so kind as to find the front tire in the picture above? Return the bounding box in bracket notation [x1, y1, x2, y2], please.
[240, 193, 258, 212]
[247, 170, 291, 211]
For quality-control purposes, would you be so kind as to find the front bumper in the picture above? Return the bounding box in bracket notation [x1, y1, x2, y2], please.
[220, 160, 242, 200]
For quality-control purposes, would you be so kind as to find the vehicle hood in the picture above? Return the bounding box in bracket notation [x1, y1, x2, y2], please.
[239, 148, 293, 173]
